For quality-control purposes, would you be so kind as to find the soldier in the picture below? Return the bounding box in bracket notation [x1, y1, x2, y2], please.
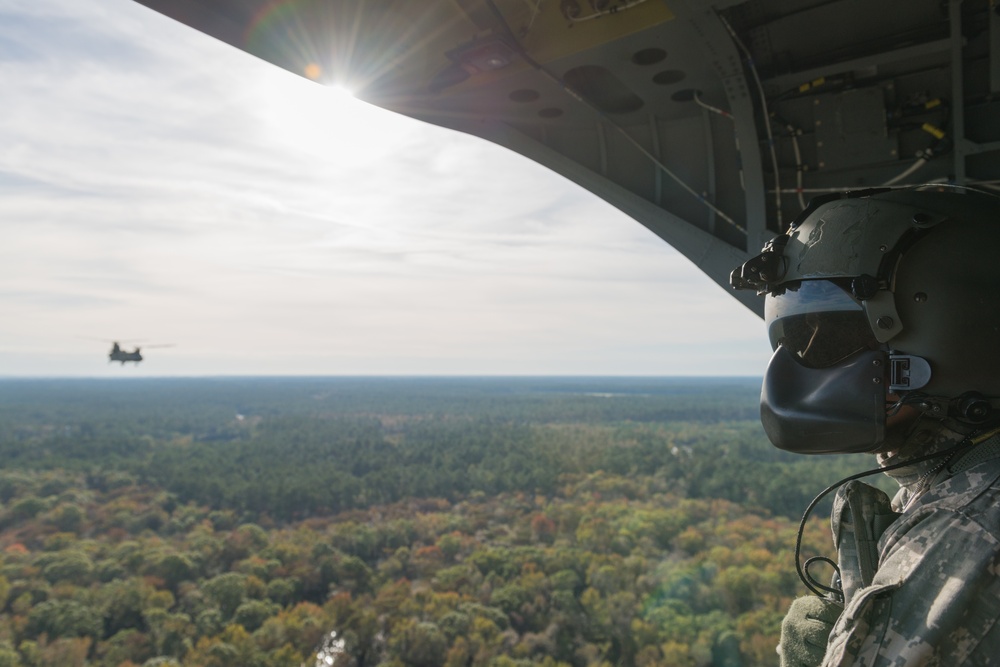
[731, 186, 1000, 666]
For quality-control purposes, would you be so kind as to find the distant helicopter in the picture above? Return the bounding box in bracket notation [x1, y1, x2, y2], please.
[108, 341, 174, 365]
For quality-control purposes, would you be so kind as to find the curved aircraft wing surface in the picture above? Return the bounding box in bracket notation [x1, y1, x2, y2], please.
[131, 0, 1000, 316]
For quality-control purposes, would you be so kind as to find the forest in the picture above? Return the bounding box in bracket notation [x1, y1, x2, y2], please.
[0, 377, 890, 667]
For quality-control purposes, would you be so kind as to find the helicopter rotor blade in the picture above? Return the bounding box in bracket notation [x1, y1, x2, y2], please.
[77, 337, 147, 344]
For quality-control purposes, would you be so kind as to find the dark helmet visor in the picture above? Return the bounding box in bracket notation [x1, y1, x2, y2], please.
[765, 280, 878, 369]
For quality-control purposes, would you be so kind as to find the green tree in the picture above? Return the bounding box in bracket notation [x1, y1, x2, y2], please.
[25, 600, 101, 639]
[203, 573, 248, 619]
[39, 550, 94, 584]
[232, 599, 278, 632]
[0, 641, 22, 667]
[153, 553, 196, 591]
[390, 620, 448, 667]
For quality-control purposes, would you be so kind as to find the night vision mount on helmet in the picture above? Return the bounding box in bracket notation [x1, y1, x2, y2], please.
[732, 186, 1000, 454]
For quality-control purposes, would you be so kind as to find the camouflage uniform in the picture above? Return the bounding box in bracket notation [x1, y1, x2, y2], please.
[822, 431, 1000, 666]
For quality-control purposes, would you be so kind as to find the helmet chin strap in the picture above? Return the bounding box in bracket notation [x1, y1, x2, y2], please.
[876, 407, 969, 458]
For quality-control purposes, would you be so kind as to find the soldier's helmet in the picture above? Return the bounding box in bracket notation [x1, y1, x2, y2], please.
[732, 186, 1000, 454]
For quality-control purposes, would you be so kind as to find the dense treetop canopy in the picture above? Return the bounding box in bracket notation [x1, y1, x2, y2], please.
[0, 378, 885, 666]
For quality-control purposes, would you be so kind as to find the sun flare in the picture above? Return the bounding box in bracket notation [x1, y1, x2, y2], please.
[254, 70, 402, 167]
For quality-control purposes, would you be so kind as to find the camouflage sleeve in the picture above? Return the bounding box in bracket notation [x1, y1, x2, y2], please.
[822, 505, 1000, 666]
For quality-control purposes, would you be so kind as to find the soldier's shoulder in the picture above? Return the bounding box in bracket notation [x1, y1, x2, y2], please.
[883, 459, 1000, 551]
[920, 456, 1000, 515]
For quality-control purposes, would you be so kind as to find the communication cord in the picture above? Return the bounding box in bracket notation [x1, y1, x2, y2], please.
[794, 427, 1000, 599]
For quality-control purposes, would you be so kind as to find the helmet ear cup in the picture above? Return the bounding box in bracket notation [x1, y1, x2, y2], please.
[890, 214, 1000, 399]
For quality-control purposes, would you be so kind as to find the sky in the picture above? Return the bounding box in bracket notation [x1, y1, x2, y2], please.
[0, 0, 772, 377]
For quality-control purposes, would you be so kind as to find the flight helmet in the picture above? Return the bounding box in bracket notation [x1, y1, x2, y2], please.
[731, 186, 1000, 454]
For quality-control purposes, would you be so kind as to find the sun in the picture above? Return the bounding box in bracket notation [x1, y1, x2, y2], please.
[253, 68, 390, 166]
[303, 62, 356, 98]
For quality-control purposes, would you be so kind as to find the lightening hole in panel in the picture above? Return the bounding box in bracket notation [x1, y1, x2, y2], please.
[563, 65, 645, 114]
[654, 70, 687, 86]
[632, 48, 667, 65]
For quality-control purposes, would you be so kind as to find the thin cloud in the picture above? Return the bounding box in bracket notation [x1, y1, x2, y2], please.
[0, 0, 772, 377]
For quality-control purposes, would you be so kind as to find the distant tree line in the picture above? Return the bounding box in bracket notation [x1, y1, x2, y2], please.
[0, 378, 883, 523]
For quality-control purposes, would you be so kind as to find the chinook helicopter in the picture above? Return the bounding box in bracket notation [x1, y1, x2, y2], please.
[108, 341, 174, 365]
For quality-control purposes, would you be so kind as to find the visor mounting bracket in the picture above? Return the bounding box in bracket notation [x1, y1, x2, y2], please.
[730, 235, 789, 293]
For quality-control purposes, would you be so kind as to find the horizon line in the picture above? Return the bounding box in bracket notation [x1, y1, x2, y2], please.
[0, 374, 763, 380]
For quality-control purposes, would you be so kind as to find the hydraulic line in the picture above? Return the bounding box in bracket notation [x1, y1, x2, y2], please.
[881, 156, 930, 186]
[718, 13, 784, 229]
[522, 0, 543, 34]
[788, 129, 806, 209]
[693, 91, 745, 193]
[768, 178, 950, 195]
[771, 117, 806, 210]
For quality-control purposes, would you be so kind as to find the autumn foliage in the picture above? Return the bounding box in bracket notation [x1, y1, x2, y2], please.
[0, 378, 883, 666]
